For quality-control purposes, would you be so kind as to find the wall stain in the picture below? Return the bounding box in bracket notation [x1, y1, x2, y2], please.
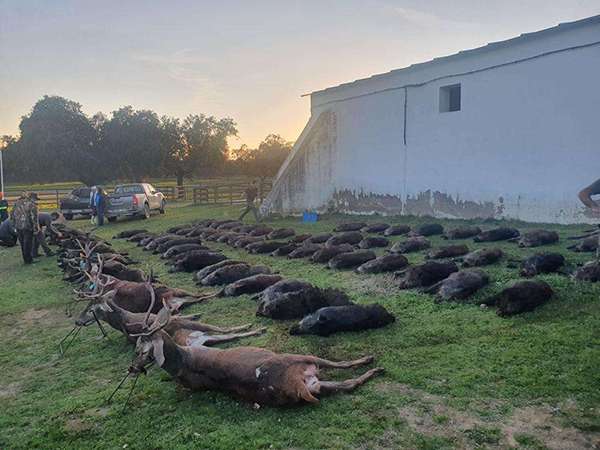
[331, 189, 501, 219]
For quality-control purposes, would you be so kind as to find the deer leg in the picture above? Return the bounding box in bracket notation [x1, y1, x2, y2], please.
[181, 321, 253, 333]
[318, 368, 384, 395]
[299, 355, 375, 369]
[201, 328, 266, 346]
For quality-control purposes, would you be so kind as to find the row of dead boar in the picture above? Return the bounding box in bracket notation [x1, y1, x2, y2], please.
[51, 216, 599, 408]
[146, 218, 598, 317]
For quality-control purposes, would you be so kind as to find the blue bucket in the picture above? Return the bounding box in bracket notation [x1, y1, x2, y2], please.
[302, 211, 318, 223]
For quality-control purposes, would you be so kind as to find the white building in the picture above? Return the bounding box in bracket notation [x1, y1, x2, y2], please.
[262, 15, 600, 224]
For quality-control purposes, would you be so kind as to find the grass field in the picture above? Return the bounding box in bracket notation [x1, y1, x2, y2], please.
[0, 204, 599, 449]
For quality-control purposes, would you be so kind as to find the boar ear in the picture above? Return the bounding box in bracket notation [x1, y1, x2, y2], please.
[152, 336, 165, 367]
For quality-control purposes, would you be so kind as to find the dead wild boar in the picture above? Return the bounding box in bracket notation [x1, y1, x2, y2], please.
[474, 227, 520, 242]
[216, 221, 243, 230]
[384, 224, 411, 236]
[290, 233, 312, 243]
[361, 223, 390, 234]
[306, 233, 333, 244]
[200, 264, 271, 286]
[290, 304, 395, 336]
[443, 226, 481, 240]
[520, 253, 565, 277]
[426, 269, 489, 301]
[249, 226, 274, 237]
[155, 237, 203, 254]
[390, 236, 431, 254]
[270, 243, 299, 257]
[483, 280, 553, 316]
[426, 244, 469, 259]
[194, 259, 245, 281]
[326, 231, 364, 247]
[161, 243, 207, 259]
[267, 228, 296, 240]
[233, 235, 265, 248]
[572, 261, 600, 282]
[518, 229, 559, 247]
[220, 274, 284, 297]
[356, 254, 409, 274]
[288, 243, 323, 259]
[358, 236, 390, 249]
[113, 229, 149, 239]
[334, 222, 367, 232]
[328, 250, 376, 269]
[567, 235, 599, 253]
[169, 251, 227, 273]
[414, 223, 444, 236]
[395, 260, 459, 289]
[310, 244, 355, 263]
[462, 248, 504, 267]
[246, 240, 288, 254]
[128, 232, 156, 243]
[256, 279, 352, 320]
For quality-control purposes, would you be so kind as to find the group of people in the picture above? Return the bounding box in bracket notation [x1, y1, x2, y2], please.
[0, 192, 62, 264]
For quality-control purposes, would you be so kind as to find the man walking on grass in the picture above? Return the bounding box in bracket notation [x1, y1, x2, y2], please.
[10, 192, 39, 264]
[238, 179, 260, 222]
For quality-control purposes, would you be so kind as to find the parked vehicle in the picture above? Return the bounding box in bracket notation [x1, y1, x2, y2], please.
[60, 187, 93, 220]
[106, 183, 165, 222]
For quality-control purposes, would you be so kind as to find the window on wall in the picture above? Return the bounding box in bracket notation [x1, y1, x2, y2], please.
[439, 83, 461, 112]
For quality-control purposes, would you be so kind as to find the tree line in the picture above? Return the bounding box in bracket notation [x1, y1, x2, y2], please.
[1, 95, 293, 186]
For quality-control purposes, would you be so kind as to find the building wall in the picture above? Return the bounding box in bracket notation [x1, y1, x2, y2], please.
[264, 22, 600, 223]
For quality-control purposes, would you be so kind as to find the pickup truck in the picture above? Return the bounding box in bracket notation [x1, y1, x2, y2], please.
[60, 187, 93, 220]
[106, 183, 166, 222]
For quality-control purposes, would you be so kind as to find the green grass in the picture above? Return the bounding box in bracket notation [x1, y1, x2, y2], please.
[0, 205, 599, 449]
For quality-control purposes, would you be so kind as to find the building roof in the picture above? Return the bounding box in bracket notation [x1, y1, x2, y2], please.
[307, 14, 600, 97]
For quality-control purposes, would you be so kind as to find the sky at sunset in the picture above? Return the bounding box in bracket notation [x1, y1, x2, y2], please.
[1, 0, 598, 148]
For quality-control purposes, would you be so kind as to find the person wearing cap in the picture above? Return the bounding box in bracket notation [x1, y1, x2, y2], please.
[33, 211, 58, 257]
[0, 192, 8, 222]
[10, 192, 39, 264]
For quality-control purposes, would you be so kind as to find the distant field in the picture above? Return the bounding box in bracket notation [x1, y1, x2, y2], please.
[0, 205, 599, 449]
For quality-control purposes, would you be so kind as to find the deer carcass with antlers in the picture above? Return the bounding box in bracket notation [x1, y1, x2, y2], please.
[76, 285, 264, 345]
[126, 287, 384, 407]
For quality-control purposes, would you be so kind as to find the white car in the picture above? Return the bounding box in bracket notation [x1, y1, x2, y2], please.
[106, 183, 166, 222]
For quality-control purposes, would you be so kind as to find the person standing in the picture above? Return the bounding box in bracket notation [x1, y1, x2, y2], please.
[238, 180, 260, 221]
[10, 192, 39, 264]
[33, 212, 59, 257]
[95, 187, 107, 226]
[89, 186, 97, 225]
[0, 192, 8, 222]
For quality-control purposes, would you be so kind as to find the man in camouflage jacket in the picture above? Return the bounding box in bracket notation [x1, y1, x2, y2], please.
[10, 192, 39, 264]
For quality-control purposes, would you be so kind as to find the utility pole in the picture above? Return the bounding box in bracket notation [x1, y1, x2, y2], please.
[0, 147, 4, 194]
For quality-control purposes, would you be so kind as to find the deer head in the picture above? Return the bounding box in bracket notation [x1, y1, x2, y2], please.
[75, 289, 117, 326]
[129, 283, 172, 374]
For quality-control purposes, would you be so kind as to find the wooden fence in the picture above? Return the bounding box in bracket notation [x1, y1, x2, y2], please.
[2, 179, 273, 210]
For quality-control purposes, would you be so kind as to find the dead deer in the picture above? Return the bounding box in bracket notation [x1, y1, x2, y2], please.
[75, 287, 264, 346]
[127, 300, 384, 406]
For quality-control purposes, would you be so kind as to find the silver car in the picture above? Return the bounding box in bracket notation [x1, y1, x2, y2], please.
[106, 183, 165, 222]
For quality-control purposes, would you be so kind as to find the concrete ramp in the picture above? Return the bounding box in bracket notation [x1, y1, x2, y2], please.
[260, 110, 336, 216]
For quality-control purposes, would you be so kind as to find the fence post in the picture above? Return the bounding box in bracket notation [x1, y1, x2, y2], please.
[213, 186, 218, 204]
[230, 185, 234, 205]
[55, 190, 59, 209]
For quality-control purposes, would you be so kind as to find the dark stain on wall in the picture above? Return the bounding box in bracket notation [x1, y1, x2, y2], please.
[331, 189, 500, 219]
